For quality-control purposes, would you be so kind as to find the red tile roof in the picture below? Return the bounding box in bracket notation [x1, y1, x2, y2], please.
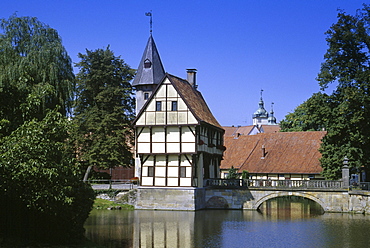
[223, 126, 255, 137]
[260, 125, 280, 134]
[221, 131, 326, 174]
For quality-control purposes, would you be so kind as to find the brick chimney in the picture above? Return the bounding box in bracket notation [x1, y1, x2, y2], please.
[187, 69, 197, 89]
[261, 145, 266, 159]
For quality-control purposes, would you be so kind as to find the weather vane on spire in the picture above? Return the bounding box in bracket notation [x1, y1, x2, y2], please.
[145, 11, 152, 35]
[260, 89, 264, 99]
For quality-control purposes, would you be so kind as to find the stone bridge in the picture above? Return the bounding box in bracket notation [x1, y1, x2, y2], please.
[204, 179, 370, 214]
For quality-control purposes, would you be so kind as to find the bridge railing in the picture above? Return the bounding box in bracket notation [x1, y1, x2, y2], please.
[87, 179, 136, 190]
[204, 179, 343, 189]
[245, 179, 343, 189]
[204, 179, 245, 188]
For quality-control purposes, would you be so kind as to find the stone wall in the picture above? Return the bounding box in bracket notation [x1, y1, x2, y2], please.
[135, 187, 206, 210]
[135, 187, 370, 214]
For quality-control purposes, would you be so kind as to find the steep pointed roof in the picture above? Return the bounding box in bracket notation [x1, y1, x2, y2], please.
[133, 73, 223, 130]
[132, 35, 165, 87]
[167, 74, 223, 129]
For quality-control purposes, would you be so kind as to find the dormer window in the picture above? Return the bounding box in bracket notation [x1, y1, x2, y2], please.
[144, 92, 149, 100]
[144, 59, 152, 68]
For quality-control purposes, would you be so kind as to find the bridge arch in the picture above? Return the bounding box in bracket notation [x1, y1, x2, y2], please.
[253, 191, 327, 211]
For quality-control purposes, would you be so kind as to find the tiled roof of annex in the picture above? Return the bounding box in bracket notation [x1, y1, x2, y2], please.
[220, 131, 326, 174]
[223, 125, 281, 137]
[167, 74, 223, 130]
[260, 125, 280, 134]
[223, 126, 255, 137]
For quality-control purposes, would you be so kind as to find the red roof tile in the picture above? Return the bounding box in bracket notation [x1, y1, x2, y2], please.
[221, 131, 326, 174]
[223, 126, 256, 137]
[260, 125, 280, 134]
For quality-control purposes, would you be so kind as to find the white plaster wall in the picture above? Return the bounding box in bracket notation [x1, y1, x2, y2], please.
[155, 178, 166, 186]
[156, 167, 166, 177]
[167, 127, 180, 141]
[142, 177, 153, 185]
[167, 178, 179, 186]
[182, 128, 195, 142]
[167, 143, 180, 153]
[152, 143, 165, 153]
[180, 178, 192, 186]
[137, 142, 150, 153]
[152, 127, 165, 141]
[156, 84, 166, 97]
[167, 167, 178, 177]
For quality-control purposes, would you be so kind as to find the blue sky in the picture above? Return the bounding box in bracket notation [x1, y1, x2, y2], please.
[0, 1, 366, 126]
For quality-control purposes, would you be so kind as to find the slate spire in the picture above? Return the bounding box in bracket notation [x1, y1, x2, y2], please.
[132, 34, 165, 87]
[132, 34, 165, 114]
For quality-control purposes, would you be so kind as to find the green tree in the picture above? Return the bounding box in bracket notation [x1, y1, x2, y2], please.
[280, 92, 332, 132]
[0, 110, 94, 244]
[241, 170, 250, 179]
[318, 5, 370, 179]
[227, 166, 239, 179]
[73, 47, 135, 171]
[280, 5, 370, 179]
[0, 15, 74, 137]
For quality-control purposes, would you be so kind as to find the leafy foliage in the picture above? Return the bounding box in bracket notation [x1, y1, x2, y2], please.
[0, 15, 92, 245]
[73, 47, 135, 170]
[0, 15, 74, 137]
[0, 111, 95, 244]
[241, 170, 250, 179]
[280, 92, 332, 132]
[280, 5, 370, 179]
[226, 166, 239, 179]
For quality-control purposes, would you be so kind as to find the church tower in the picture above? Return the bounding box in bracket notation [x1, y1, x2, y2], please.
[132, 34, 165, 115]
[268, 102, 277, 125]
[252, 90, 269, 126]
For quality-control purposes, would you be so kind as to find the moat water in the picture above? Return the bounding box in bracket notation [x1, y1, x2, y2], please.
[84, 197, 370, 247]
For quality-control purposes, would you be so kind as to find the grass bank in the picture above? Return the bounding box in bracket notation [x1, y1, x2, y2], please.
[93, 198, 134, 210]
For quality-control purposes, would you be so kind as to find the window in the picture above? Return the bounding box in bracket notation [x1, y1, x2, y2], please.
[156, 101, 162, 111]
[171, 101, 178, 111]
[180, 167, 186, 178]
[148, 166, 154, 177]
[144, 59, 152, 68]
[144, 92, 149, 100]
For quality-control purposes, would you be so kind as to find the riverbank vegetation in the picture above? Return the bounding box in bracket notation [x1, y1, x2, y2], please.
[280, 4, 370, 180]
[0, 13, 135, 246]
[93, 198, 134, 210]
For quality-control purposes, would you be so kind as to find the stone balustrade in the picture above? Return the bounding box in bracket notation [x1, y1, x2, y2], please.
[204, 179, 343, 190]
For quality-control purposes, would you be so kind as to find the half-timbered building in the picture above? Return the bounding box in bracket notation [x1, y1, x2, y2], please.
[133, 71, 225, 188]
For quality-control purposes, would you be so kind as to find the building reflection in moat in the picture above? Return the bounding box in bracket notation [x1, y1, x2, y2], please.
[133, 211, 195, 248]
[84, 197, 340, 248]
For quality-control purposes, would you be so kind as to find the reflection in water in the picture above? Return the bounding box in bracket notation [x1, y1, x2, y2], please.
[84, 198, 370, 248]
[133, 211, 195, 248]
[258, 196, 325, 220]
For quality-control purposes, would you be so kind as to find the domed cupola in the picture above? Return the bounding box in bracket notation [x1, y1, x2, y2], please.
[268, 102, 277, 125]
[253, 97, 268, 118]
[252, 90, 269, 126]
